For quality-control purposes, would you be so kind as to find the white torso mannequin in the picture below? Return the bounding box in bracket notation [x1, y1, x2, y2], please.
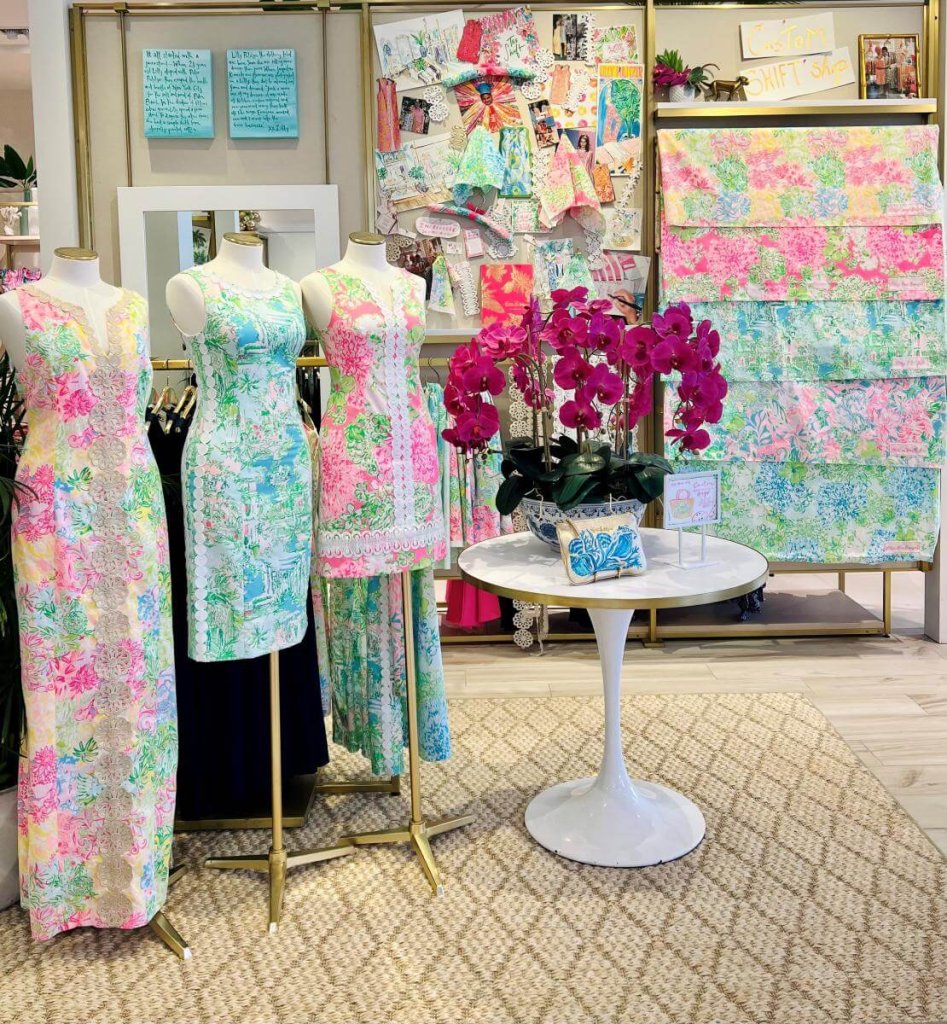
[300, 233, 398, 332]
[0, 249, 121, 369]
[166, 234, 302, 338]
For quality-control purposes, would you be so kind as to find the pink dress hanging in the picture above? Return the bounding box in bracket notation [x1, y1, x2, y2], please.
[456, 19, 483, 63]
[376, 78, 400, 154]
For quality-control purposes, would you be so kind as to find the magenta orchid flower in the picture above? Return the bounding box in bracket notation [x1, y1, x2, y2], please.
[553, 349, 595, 391]
[461, 355, 506, 397]
[560, 395, 602, 431]
[583, 363, 624, 405]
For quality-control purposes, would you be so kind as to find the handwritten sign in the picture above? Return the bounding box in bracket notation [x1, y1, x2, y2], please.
[740, 13, 835, 61]
[416, 216, 459, 238]
[227, 49, 298, 139]
[143, 49, 214, 139]
[664, 471, 721, 530]
[741, 47, 855, 102]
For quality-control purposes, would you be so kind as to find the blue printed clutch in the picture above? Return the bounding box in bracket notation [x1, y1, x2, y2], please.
[556, 514, 647, 586]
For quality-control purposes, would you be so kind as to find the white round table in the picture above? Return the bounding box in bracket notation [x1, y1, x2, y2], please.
[458, 528, 768, 868]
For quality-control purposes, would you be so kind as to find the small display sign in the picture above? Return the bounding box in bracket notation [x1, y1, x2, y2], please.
[227, 48, 298, 139]
[143, 49, 214, 139]
[663, 471, 721, 530]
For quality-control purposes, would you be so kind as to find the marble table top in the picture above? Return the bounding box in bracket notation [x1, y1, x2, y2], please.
[458, 528, 769, 610]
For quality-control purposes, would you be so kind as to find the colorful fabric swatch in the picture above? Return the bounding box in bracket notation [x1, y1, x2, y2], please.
[537, 134, 604, 234]
[478, 6, 540, 75]
[452, 125, 506, 204]
[533, 238, 594, 301]
[659, 125, 942, 227]
[376, 78, 400, 154]
[669, 377, 947, 468]
[428, 254, 456, 315]
[661, 221, 944, 302]
[683, 461, 940, 564]
[689, 300, 947, 382]
[456, 19, 483, 63]
[499, 126, 532, 198]
[480, 263, 533, 325]
[454, 76, 522, 135]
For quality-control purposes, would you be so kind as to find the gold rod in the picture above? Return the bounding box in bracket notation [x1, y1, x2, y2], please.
[269, 651, 284, 855]
[118, 4, 133, 189]
[150, 355, 455, 369]
[883, 571, 893, 636]
[403, 572, 423, 828]
[361, 3, 376, 231]
[321, 4, 330, 184]
[69, 7, 95, 249]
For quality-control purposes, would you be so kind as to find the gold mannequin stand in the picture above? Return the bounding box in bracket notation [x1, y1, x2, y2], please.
[343, 570, 474, 895]
[148, 865, 190, 959]
[205, 652, 356, 932]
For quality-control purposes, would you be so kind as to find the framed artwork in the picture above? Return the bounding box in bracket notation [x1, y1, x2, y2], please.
[858, 34, 921, 99]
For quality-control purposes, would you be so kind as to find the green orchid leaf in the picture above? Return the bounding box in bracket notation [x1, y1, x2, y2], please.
[496, 474, 533, 515]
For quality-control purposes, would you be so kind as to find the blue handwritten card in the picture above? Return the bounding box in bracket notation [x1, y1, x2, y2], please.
[227, 49, 298, 139]
[143, 49, 214, 139]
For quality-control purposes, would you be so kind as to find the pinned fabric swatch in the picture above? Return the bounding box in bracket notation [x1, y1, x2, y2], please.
[428, 254, 456, 315]
[452, 125, 506, 204]
[456, 18, 483, 63]
[533, 237, 594, 302]
[549, 64, 570, 105]
[454, 77, 522, 134]
[689, 300, 947, 382]
[683, 460, 940, 564]
[668, 377, 947, 469]
[658, 125, 942, 227]
[477, 5, 540, 77]
[499, 126, 532, 199]
[427, 201, 513, 241]
[480, 263, 534, 326]
[536, 134, 605, 235]
[376, 78, 400, 154]
[661, 220, 945, 302]
[447, 259, 480, 317]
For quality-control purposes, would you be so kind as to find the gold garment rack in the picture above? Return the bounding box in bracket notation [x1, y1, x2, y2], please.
[150, 356, 453, 370]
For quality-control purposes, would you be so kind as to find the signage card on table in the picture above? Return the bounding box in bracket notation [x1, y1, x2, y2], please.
[740, 13, 835, 61]
[227, 49, 298, 139]
[664, 470, 721, 568]
[740, 47, 855, 102]
[143, 49, 214, 139]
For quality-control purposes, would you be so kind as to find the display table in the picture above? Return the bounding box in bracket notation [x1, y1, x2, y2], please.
[459, 528, 768, 867]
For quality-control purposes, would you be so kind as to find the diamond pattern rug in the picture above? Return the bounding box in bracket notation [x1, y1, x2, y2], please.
[1, 693, 945, 1024]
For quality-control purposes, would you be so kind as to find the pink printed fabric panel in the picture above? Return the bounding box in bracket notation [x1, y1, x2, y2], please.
[658, 125, 943, 227]
[660, 218, 945, 302]
[666, 377, 947, 469]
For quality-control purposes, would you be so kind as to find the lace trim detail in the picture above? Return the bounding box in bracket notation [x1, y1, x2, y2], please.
[318, 520, 444, 558]
[191, 265, 288, 300]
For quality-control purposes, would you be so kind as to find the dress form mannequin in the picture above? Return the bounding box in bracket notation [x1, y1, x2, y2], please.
[167, 232, 301, 338]
[300, 232, 395, 332]
[0, 248, 120, 369]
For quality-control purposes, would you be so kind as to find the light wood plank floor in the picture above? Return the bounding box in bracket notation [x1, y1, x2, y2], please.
[441, 571, 947, 859]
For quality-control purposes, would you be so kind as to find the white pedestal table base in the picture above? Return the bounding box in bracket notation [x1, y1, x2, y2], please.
[524, 607, 706, 867]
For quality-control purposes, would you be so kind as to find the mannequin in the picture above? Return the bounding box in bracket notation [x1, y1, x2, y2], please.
[167, 232, 300, 337]
[301, 232, 394, 332]
[0, 248, 120, 368]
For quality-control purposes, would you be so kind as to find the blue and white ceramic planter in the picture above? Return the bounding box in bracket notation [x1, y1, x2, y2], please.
[520, 496, 646, 551]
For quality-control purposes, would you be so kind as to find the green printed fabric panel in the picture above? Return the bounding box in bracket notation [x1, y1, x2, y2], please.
[668, 377, 947, 468]
[690, 300, 947, 382]
[682, 461, 940, 564]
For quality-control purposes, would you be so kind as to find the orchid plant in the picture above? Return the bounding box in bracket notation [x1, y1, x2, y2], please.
[442, 289, 727, 515]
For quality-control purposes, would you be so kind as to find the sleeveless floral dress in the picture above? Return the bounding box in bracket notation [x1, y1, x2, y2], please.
[314, 266, 445, 577]
[12, 285, 177, 942]
[181, 268, 311, 662]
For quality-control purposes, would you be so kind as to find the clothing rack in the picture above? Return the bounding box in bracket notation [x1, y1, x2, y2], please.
[150, 356, 454, 370]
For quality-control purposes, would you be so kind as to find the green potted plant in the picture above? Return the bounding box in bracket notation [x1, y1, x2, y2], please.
[0, 145, 37, 235]
[0, 353, 26, 910]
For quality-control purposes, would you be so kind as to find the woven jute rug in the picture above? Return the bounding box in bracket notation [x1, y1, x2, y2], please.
[2, 693, 945, 1024]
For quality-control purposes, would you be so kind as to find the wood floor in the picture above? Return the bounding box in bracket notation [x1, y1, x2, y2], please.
[441, 570, 947, 858]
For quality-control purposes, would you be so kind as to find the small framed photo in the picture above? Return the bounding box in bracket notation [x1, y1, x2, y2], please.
[663, 471, 721, 530]
[858, 34, 921, 99]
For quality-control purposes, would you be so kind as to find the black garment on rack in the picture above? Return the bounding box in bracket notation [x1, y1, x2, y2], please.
[149, 416, 329, 822]
[295, 365, 322, 428]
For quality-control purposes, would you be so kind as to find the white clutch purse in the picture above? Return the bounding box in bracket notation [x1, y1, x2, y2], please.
[555, 514, 647, 586]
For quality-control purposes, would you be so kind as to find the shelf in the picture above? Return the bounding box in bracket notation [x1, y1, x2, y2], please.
[655, 98, 937, 119]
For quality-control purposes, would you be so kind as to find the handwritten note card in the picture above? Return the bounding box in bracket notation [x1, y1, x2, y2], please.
[664, 471, 721, 529]
[143, 49, 214, 139]
[227, 49, 298, 139]
[741, 47, 855, 102]
[740, 13, 835, 61]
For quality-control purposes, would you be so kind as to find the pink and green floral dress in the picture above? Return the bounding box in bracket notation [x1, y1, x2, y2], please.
[314, 266, 445, 577]
[12, 286, 176, 942]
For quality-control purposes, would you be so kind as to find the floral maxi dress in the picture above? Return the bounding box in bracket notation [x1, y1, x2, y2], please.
[12, 286, 177, 942]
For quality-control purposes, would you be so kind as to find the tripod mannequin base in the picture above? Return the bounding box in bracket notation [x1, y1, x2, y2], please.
[345, 814, 474, 895]
[205, 840, 355, 931]
[148, 865, 191, 959]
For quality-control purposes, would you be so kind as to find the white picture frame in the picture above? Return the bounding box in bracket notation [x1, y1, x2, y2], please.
[663, 470, 722, 530]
